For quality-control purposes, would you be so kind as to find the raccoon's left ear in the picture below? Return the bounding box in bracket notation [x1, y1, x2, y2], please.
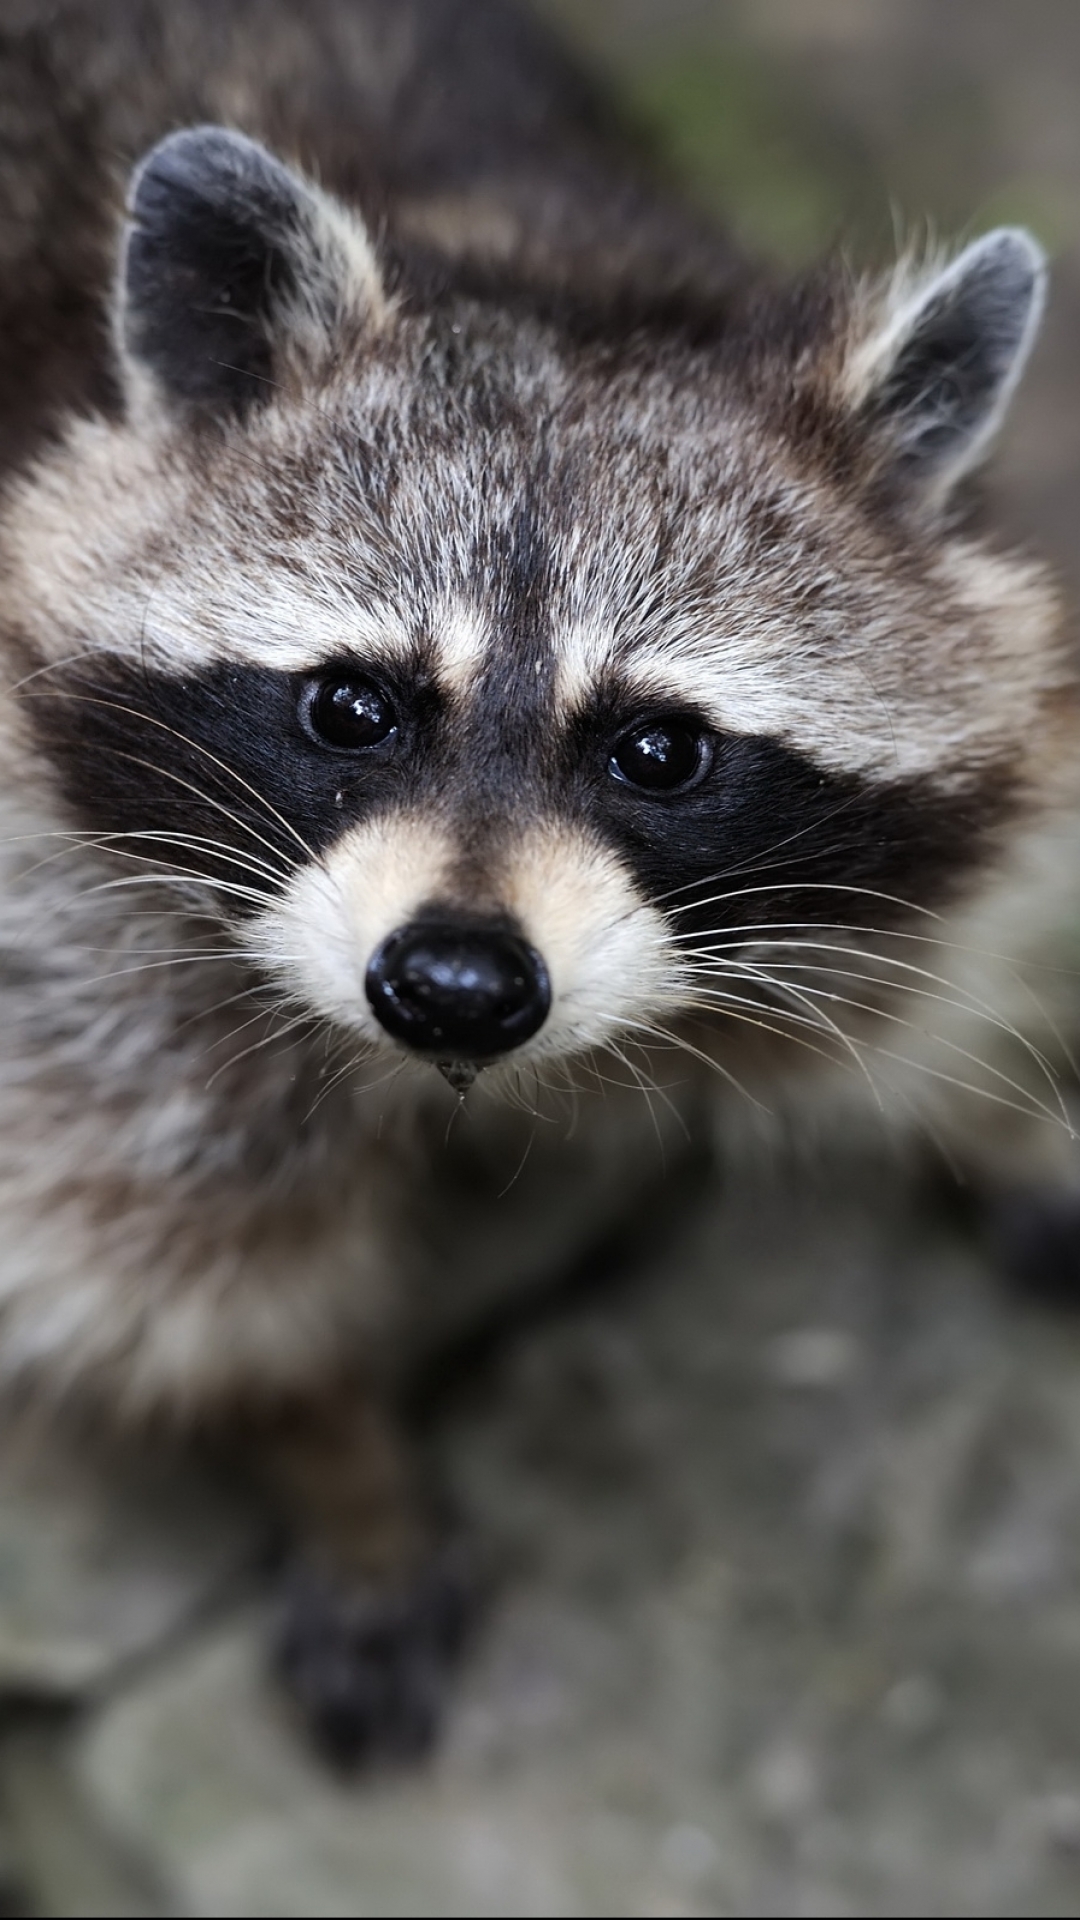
[119, 126, 389, 417]
[843, 228, 1046, 505]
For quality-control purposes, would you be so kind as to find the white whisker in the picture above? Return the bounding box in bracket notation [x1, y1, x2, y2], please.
[18, 687, 315, 867]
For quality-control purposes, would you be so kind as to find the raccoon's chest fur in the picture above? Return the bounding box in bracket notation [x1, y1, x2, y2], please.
[0, 0, 1072, 1416]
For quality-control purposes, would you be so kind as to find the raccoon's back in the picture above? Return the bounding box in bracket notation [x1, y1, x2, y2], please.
[0, 0, 739, 474]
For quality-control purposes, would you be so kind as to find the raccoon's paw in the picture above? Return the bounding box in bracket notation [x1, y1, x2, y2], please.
[274, 1546, 475, 1768]
[988, 1188, 1080, 1308]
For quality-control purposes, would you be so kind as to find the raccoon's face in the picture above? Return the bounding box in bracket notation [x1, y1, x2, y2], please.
[3, 130, 1065, 1088]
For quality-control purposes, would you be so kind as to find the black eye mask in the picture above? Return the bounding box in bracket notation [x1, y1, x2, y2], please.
[26, 647, 1010, 948]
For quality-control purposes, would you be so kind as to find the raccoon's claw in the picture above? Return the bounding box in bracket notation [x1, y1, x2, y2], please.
[274, 1547, 475, 1768]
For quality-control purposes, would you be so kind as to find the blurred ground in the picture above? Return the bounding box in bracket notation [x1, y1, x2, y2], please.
[3, 4, 1080, 1915]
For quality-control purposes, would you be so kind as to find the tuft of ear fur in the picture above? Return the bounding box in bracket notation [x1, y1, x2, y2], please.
[844, 228, 1046, 504]
[121, 126, 389, 416]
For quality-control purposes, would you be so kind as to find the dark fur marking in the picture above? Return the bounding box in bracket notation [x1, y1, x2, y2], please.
[124, 128, 310, 413]
[460, 491, 558, 824]
[28, 653, 1008, 947]
[561, 691, 1011, 942]
[988, 1189, 1080, 1311]
[22, 654, 444, 899]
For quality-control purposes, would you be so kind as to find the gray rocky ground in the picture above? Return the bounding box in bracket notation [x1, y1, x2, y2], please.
[3, 3, 1080, 1915]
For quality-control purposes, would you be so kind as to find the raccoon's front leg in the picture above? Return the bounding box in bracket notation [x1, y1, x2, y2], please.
[981, 1186, 1080, 1307]
[256, 1386, 473, 1767]
[921, 1073, 1080, 1307]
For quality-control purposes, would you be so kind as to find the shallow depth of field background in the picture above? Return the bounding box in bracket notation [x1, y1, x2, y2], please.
[2, 6, 1080, 1916]
[546, 0, 1080, 590]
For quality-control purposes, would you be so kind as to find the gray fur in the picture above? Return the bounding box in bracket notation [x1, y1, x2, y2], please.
[0, 2, 1071, 1441]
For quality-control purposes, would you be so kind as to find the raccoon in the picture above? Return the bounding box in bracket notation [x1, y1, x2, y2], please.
[0, 0, 1074, 1761]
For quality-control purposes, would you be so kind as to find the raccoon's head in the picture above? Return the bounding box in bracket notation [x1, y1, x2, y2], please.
[3, 128, 1067, 1090]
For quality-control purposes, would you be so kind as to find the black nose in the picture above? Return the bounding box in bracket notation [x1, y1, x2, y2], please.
[365, 921, 551, 1058]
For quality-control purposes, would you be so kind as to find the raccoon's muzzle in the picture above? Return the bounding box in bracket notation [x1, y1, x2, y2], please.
[365, 920, 551, 1060]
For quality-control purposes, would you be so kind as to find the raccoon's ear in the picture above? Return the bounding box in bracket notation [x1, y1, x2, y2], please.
[845, 229, 1046, 504]
[120, 126, 388, 416]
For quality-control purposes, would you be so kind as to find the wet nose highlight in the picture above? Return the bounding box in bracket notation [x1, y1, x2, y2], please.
[364, 921, 551, 1058]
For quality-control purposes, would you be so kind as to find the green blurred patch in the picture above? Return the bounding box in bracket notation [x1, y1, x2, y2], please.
[966, 180, 1076, 255]
[543, 5, 1068, 267]
[621, 46, 870, 264]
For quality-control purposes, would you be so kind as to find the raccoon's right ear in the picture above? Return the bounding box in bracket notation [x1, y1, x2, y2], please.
[843, 229, 1046, 507]
[119, 126, 389, 416]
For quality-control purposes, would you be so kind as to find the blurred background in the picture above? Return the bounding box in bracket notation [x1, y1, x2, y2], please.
[3, 4, 1080, 1915]
[545, 0, 1080, 590]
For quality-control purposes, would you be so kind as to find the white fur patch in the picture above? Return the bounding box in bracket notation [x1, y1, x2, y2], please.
[551, 536, 1060, 786]
[498, 824, 676, 1059]
[250, 810, 675, 1066]
[431, 599, 492, 696]
[250, 813, 454, 1036]
[304, 185, 391, 333]
[552, 616, 616, 717]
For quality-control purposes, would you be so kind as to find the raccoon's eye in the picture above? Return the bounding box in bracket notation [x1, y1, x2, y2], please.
[610, 719, 710, 793]
[303, 673, 396, 752]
